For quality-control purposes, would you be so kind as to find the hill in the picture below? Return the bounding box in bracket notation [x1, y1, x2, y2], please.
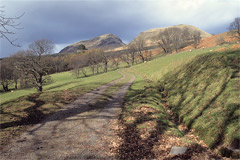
[162, 49, 240, 150]
[182, 31, 240, 50]
[59, 33, 126, 54]
[131, 24, 211, 47]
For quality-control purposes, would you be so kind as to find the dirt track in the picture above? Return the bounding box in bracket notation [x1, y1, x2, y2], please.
[0, 71, 135, 160]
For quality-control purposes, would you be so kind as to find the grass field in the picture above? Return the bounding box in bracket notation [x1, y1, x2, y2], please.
[0, 67, 122, 105]
[126, 46, 224, 81]
[0, 69, 122, 147]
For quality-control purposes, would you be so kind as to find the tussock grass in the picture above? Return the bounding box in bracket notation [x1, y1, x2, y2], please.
[162, 49, 240, 148]
[122, 44, 239, 154]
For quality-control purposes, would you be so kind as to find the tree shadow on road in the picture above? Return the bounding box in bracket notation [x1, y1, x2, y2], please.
[0, 93, 45, 129]
[0, 81, 123, 149]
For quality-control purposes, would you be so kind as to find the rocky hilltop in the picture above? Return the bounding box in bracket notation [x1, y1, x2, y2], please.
[59, 33, 126, 54]
[131, 24, 212, 47]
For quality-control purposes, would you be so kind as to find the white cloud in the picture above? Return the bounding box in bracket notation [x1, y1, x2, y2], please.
[142, 0, 239, 30]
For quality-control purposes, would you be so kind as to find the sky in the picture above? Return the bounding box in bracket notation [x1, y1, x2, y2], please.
[0, 0, 239, 58]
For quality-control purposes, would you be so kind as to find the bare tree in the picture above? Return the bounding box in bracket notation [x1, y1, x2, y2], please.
[182, 27, 191, 42]
[171, 27, 183, 53]
[127, 44, 137, 65]
[0, 6, 24, 46]
[145, 50, 153, 61]
[88, 49, 101, 74]
[0, 56, 21, 91]
[132, 37, 146, 62]
[120, 51, 131, 67]
[98, 49, 110, 73]
[111, 52, 121, 69]
[156, 28, 173, 53]
[228, 17, 240, 40]
[9, 56, 19, 89]
[0, 59, 14, 91]
[71, 54, 88, 78]
[155, 27, 197, 52]
[192, 31, 201, 48]
[14, 39, 55, 91]
[49, 56, 63, 73]
[181, 27, 194, 48]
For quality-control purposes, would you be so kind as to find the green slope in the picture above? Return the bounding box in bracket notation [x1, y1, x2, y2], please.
[162, 49, 240, 148]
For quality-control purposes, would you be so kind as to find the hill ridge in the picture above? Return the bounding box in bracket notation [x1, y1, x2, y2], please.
[59, 33, 126, 54]
[131, 24, 212, 47]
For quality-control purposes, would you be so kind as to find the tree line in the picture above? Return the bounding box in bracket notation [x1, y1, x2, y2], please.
[0, 37, 155, 92]
[155, 26, 202, 53]
[0, 28, 202, 92]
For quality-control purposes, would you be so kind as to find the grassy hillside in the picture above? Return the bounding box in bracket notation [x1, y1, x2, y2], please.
[115, 46, 223, 159]
[162, 49, 240, 148]
[119, 44, 239, 158]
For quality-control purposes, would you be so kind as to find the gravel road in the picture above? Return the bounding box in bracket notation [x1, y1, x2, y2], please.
[0, 71, 135, 160]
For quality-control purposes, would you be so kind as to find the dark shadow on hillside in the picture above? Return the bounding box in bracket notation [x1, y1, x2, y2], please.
[186, 76, 230, 129]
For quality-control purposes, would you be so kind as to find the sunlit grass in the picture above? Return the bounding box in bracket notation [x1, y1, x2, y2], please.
[126, 46, 222, 81]
[0, 70, 121, 104]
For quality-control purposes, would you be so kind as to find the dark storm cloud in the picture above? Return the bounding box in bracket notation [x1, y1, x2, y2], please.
[22, 1, 153, 42]
[1, 1, 155, 57]
[0, 0, 239, 58]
